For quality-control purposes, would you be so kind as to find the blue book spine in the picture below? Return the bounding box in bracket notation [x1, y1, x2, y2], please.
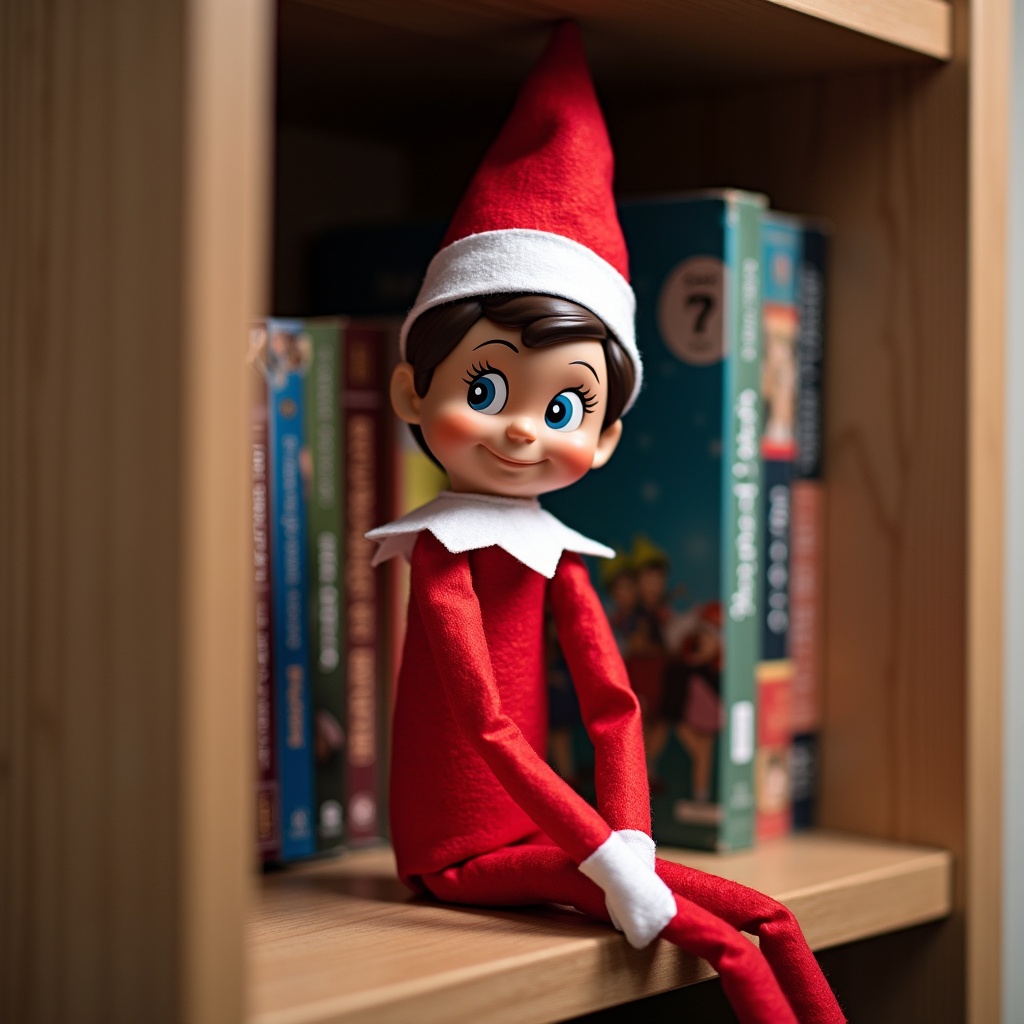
[266, 318, 316, 860]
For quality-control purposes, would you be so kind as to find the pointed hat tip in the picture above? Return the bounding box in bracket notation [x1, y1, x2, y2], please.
[542, 19, 586, 65]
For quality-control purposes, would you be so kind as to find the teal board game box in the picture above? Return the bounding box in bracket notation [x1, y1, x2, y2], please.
[544, 190, 766, 851]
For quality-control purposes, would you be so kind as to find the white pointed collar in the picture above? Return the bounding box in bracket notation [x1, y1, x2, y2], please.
[365, 490, 613, 580]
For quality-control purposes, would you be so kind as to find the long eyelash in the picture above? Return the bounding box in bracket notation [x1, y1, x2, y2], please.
[575, 387, 599, 413]
[463, 360, 497, 386]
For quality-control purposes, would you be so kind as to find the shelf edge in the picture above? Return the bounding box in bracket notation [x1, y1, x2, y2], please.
[248, 840, 953, 1024]
[765, 0, 951, 59]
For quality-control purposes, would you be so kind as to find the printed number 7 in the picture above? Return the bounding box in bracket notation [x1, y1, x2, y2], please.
[686, 293, 714, 333]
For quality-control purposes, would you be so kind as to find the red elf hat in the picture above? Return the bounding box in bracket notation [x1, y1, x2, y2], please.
[400, 21, 642, 410]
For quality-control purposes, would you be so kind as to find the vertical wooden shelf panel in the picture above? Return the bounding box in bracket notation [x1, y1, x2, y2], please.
[0, 1, 270, 1022]
[966, 0, 1010, 1019]
[180, 2, 272, 1021]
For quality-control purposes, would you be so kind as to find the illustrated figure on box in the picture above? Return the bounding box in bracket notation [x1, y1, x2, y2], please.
[600, 550, 639, 656]
[544, 603, 589, 792]
[647, 601, 725, 810]
[621, 534, 671, 725]
[366, 23, 844, 1024]
[762, 300, 799, 449]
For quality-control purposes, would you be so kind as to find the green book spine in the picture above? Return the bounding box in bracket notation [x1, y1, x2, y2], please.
[304, 320, 346, 852]
[718, 192, 765, 851]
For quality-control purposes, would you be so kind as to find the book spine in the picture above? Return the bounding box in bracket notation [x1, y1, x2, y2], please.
[305, 321, 346, 853]
[790, 225, 829, 829]
[342, 324, 389, 845]
[251, 367, 281, 861]
[718, 193, 765, 851]
[755, 214, 802, 841]
[266, 320, 316, 861]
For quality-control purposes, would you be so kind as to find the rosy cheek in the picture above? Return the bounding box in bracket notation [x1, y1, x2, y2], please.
[550, 434, 598, 479]
[428, 406, 488, 447]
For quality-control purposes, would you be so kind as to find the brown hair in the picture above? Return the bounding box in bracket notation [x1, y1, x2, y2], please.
[405, 293, 635, 432]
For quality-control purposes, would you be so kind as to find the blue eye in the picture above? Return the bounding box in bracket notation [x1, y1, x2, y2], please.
[545, 390, 585, 431]
[466, 371, 508, 415]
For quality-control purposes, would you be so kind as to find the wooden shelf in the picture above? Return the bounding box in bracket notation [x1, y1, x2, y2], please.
[248, 832, 952, 1024]
[278, 0, 951, 136]
[12, 0, 1012, 1020]
[764, 0, 950, 56]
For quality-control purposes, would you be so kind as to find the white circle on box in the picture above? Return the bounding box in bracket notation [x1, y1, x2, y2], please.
[349, 792, 377, 829]
[319, 799, 343, 838]
[657, 256, 726, 365]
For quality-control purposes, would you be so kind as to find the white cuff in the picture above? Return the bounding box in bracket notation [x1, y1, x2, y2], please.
[579, 832, 677, 948]
[614, 829, 656, 871]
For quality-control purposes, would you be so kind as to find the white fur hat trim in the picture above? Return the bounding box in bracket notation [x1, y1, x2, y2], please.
[400, 228, 641, 411]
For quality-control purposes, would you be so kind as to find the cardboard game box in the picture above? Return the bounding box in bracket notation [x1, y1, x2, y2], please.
[544, 190, 766, 851]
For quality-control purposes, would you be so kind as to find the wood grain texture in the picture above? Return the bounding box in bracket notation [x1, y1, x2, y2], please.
[247, 835, 951, 1024]
[180, 1, 272, 1022]
[768, 0, 950, 57]
[966, 0, 1009, 1019]
[1, 3, 187, 1020]
[0, 1, 269, 1022]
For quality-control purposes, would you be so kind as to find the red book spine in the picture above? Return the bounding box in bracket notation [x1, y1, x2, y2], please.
[754, 661, 793, 840]
[789, 481, 824, 786]
[342, 324, 389, 845]
[252, 372, 281, 860]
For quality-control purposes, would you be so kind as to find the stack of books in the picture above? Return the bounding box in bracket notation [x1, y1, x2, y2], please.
[249, 318, 401, 863]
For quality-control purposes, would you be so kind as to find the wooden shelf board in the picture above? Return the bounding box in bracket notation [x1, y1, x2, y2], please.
[278, 0, 950, 136]
[248, 831, 952, 1024]
[765, 0, 950, 58]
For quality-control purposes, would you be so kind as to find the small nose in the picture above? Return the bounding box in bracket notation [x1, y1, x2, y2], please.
[506, 416, 537, 443]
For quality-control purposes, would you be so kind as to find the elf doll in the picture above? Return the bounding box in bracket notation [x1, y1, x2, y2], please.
[366, 22, 845, 1024]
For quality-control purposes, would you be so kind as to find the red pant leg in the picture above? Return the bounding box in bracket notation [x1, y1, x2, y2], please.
[419, 841, 798, 1024]
[657, 858, 846, 1024]
[660, 892, 797, 1024]
[420, 838, 610, 920]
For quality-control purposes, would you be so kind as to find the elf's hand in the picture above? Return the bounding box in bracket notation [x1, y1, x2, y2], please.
[613, 828, 657, 870]
[579, 830, 676, 948]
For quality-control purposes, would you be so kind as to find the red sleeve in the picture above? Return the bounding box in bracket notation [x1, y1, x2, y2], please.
[411, 531, 611, 864]
[548, 552, 652, 836]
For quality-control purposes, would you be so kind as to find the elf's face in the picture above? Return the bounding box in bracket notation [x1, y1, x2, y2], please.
[393, 317, 622, 498]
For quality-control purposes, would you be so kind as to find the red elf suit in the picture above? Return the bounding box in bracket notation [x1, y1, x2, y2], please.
[366, 22, 845, 1024]
[368, 495, 841, 1024]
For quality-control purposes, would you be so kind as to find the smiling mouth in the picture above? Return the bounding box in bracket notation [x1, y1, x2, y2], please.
[483, 447, 541, 468]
